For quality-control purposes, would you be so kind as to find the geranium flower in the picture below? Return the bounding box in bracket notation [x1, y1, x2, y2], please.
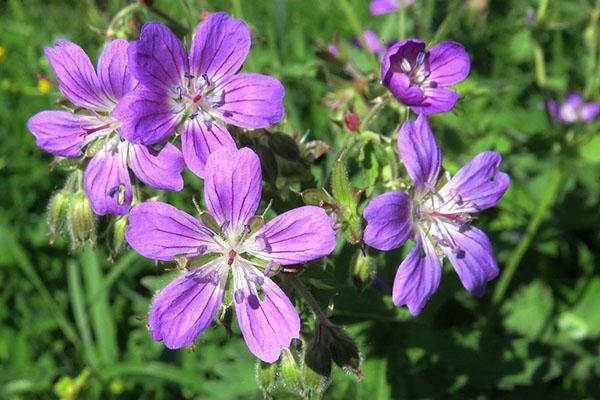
[363, 115, 509, 315]
[126, 147, 337, 362]
[116, 12, 285, 177]
[547, 92, 600, 124]
[27, 40, 184, 215]
[370, 0, 416, 16]
[381, 39, 470, 115]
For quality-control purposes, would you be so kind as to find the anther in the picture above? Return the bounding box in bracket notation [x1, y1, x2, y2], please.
[220, 220, 230, 235]
[400, 58, 412, 73]
[263, 260, 274, 276]
[416, 51, 426, 66]
[202, 73, 210, 86]
[246, 273, 264, 286]
[198, 226, 215, 237]
[184, 72, 194, 79]
[234, 289, 244, 304]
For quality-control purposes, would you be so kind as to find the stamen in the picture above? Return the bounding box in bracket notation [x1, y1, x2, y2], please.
[400, 58, 412, 73]
[263, 260, 274, 276]
[246, 273, 264, 286]
[196, 244, 208, 255]
[220, 220, 230, 236]
[176, 86, 182, 101]
[416, 51, 426, 66]
[184, 72, 194, 80]
[234, 289, 244, 304]
[198, 226, 215, 237]
[202, 73, 210, 86]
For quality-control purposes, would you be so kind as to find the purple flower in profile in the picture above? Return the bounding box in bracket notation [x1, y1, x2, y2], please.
[126, 147, 336, 362]
[27, 40, 184, 215]
[352, 30, 386, 58]
[363, 115, 509, 315]
[382, 39, 470, 115]
[370, 0, 416, 16]
[115, 12, 285, 178]
[547, 92, 600, 124]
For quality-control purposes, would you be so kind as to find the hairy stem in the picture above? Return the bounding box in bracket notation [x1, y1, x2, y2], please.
[491, 163, 563, 306]
[286, 276, 328, 320]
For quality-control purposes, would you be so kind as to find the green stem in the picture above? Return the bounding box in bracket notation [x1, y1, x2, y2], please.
[338, 0, 380, 75]
[534, 0, 550, 27]
[145, 3, 188, 37]
[430, 0, 462, 44]
[286, 276, 328, 320]
[106, 3, 143, 38]
[399, 0, 406, 39]
[491, 164, 563, 306]
[533, 41, 547, 88]
[360, 94, 392, 131]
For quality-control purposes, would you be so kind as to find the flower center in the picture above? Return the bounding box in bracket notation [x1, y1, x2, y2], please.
[399, 52, 434, 88]
[172, 73, 219, 120]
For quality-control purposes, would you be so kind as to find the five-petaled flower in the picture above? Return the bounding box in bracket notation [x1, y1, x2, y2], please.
[115, 12, 285, 177]
[370, 0, 416, 16]
[363, 115, 510, 315]
[27, 39, 185, 215]
[547, 92, 600, 124]
[125, 147, 337, 362]
[381, 39, 470, 115]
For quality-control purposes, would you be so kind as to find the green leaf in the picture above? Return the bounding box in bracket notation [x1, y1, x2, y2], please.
[332, 160, 354, 208]
[502, 281, 553, 340]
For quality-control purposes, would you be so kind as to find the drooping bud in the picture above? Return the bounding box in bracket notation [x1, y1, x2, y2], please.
[344, 108, 360, 132]
[280, 348, 303, 395]
[256, 360, 279, 399]
[111, 215, 128, 256]
[325, 324, 362, 377]
[350, 249, 375, 292]
[47, 189, 71, 245]
[304, 140, 330, 161]
[67, 191, 96, 251]
[268, 132, 303, 163]
[302, 328, 332, 399]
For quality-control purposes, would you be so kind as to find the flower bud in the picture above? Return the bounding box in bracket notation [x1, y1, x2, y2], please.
[268, 132, 302, 163]
[67, 191, 96, 250]
[302, 329, 332, 399]
[280, 348, 303, 395]
[111, 215, 128, 255]
[344, 109, 360, 132]
[304, 140, 330, 161]
[317, 319, 362, 378]
[350, 249, 375, 292]
[47, 189, 71, 245]
[256, 360, 278, 398]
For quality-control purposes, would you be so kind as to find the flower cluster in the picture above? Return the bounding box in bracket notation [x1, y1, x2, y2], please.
[28, 4, 511, 377]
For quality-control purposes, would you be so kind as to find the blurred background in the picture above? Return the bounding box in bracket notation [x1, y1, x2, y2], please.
[2, 0, 600, 398]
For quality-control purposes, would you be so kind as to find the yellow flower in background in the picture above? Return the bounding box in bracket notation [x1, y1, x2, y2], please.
[37, 77, 52, 93]
[0, 46, 6, 61]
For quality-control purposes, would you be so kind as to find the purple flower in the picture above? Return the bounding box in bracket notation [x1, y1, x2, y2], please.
[547, 92, 600, 124]
[115, 12, 285, 178]
[381, 39, 470, 115]
[363, 115, 509, 315]
[370, 0, 416, 16]
[27, 40, 185, 215]
[352, 30, 386, 58]
[126, 147, 336, 362]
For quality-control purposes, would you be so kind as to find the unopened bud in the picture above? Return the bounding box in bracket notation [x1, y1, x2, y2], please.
[344, 109, 360, 132]
[256, 360, 278, 398]
[280, 348, 303, 395]
[350, 250, 375, 292]
[268, 132, 303, 163]
[319, 320, 362, 378]
[48, 190, 71, 245]
[303, 328, 332, 399]
[112, 215, 128, 255]
[67, 191, 96, 250]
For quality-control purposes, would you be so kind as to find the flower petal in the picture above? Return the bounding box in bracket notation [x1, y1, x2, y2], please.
[97, 39, 137, 102]
[245, 206, 337, 265]
[126, 201, 219, 261]
[189, 12, 251, 84]
[232, 262, 300, 363]
[427, 41, 470, 87]
[113, 88, 181, 145]
[392, 236, 442, 315]
[382, 39, 426, 84]
[128, 22, 188, 91]
[369, 0, 399, 15]
[437, 151, 510, 213]
[45, 40, 112, 111]
[208, 73, 285, 129]
[149, 260, 227, 349]
[203, 147, 262, 235]
[181, 118, 237, 178]
[83, 145, 132, 216]
[363, 191, 413, 251]
[386, 73, 425, 106]
[397, 114, 442, 190]
[27, 111, 90, 157]
[410, 88, 458, 115]
[580, 102, 600, 122]
[128, 142, 185, 191]
[436, 223, 499, 296]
